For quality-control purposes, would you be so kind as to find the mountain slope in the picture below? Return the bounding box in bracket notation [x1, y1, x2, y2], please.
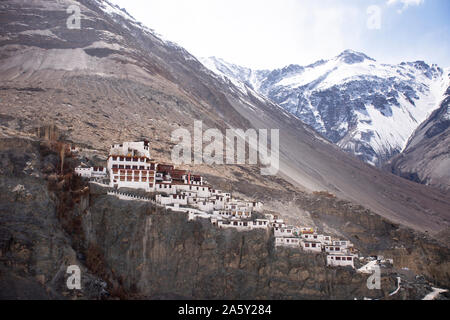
[201, 52, 448, 167]
[386, 73, 450, 192]
[0, 0, 449, 237]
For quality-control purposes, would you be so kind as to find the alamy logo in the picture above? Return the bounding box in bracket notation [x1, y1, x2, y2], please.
[171, 121, 279, 175]
[367, 5, 382, 30]
[66, 265, 81, 290]
[366, 265, 381, 290]
[66, 5, 81, 30]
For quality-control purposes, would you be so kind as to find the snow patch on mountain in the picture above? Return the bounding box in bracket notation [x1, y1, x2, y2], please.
[200, 51, 448, 166]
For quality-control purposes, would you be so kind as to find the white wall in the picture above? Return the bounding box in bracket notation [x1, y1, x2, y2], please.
[275, 237, 300, 247]
[301, 241, 322, 253]
[327, 255, 355, 268]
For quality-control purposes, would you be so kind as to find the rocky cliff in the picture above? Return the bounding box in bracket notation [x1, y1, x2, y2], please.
[386, 82, 450, 192]
[1, 137, 448, 299]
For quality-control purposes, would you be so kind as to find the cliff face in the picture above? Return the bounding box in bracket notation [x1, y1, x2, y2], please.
[0, 137, 448, 299]
[84, 187, 392, 300]
[385, 83, 450, 192]
[1, 0, 450, 236]
[0, 137, 105, 299]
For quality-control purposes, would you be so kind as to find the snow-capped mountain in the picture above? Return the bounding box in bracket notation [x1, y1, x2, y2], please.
[201, 51, 448, 166]
[386, 74, 450, 192]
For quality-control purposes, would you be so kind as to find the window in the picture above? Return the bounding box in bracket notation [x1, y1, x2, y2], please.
[126, 157, 131, 161]
[112, 164, 118, 169]
[112, 156, 117, 161]
[125, 165, 131, 169]
[336, 257, 341, 261]
[347, 257, 352, 261]
[132, 166, 138, 170]
[120, 157, 124, 161]
[119, 165, 124, 169]
[305, 244, 310, 247]
[312, 244, 316, 248]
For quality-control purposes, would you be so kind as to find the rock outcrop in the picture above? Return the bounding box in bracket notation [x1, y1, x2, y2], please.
[1, 137, 448, 299]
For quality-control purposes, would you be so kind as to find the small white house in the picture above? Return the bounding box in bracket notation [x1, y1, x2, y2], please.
[156, 194, 188, 206]
[196, 200, 215, 213]
[302, 234, 332, 245]
[75, 166, 93, 178]
[218, 220, 252, 231]
[324, 245, 349, 254]
[274, 227, 294, 237]
[333, 240, 352, 249]
[75, 166, 107, 179]
[275, 237, 301, 248]
[301, 241, 322, 253]
[213, 210, 233, 219]
[251, 219, 270, 229]
[231, 210, 252, 219]
[155, 183, 177, 195]
[327, 255, 355, 268]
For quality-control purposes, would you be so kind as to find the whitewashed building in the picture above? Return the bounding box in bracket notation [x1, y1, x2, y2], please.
[251, 219, 270, 229]
[275, 237, 301, 247]
[327, 255, 355, 268]
[301, 241, 322, 253]
[156, 194, 188, 206]
[333, 240, 353, 249]
[75, 166, 107, 179]
[274, 227, 294, 237]
[155, 183, 177, 194]
[302, 234, 332, 245]
[324, 245, 349, 254]
[107, 140, 157, 192]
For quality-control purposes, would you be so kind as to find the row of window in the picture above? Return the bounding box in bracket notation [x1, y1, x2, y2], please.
[112, 169, 154, 175]
[114, 176, 154, 182]
[330, 256, 353, 261]
[281, 239, 299, 243]
[326, 246, 341, 251]
[112, 164, 151, 170]
[304, 243, 321, 248]
[112, 156, 148, 163]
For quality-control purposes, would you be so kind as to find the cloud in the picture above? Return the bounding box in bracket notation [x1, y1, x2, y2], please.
[387, 0, 425, 13]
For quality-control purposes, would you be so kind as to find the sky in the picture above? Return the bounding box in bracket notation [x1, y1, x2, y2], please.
[109, 0, 450, 70]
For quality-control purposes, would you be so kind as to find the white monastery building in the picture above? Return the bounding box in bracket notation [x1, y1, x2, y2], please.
[72, 140, 374, 271]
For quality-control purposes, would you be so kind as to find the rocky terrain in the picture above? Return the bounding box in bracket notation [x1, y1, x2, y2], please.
[201, 52, 449, 167]
[1, 136, 448, 299]
[1, 0, 449, 236]
[0, 0, 449, 299]
[386, 81, 450, 192]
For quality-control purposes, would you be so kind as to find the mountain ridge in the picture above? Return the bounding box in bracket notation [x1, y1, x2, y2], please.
[200, 53, 448, 167]
[0, 0, 449, 236]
